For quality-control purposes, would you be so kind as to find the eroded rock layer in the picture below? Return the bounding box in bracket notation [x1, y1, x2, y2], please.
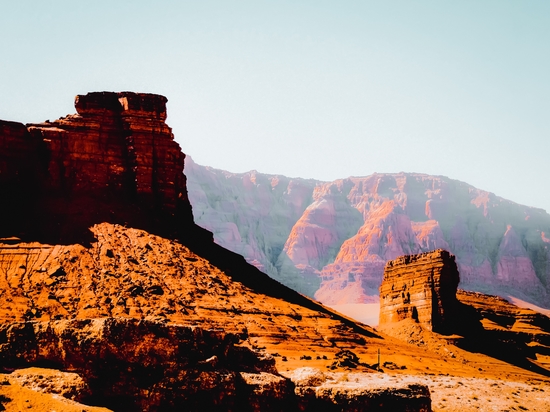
[378, 250, 550, 375]
[0, 223, 374, 352]
[457, 290, 550, 360]
[0, 92, 194, 243]
[379, 250, 460, 332]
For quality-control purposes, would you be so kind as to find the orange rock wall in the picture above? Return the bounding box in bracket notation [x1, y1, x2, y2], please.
[0, 92, 195, 242]
[379, 249, 460, 331]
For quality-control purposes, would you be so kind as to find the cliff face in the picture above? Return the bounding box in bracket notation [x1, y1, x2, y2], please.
[185, 157, 322, 295]
[0, 92, 195, 243]
[185, 165, 550, 308]
[379, 250, 460, 332]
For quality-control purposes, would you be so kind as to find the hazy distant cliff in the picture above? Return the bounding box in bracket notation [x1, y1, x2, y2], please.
[186, 161, 550, 308]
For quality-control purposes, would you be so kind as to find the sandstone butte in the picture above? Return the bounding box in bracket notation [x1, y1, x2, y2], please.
[0, 92, 547, 411]
[379, 250, 461, 333]
[378, 249, 550, 404]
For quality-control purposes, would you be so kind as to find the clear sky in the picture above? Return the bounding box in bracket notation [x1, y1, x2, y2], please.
[1, 1, 549, 212]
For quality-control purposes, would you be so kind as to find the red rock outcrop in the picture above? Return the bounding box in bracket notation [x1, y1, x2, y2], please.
[379, 250, 460, 332]
[0, 92, 195, 243]
[378, 250, 550, 374]
[285, 367, 432, 412]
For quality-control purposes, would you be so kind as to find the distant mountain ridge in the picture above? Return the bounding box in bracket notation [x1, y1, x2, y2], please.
[186, 158, 550, 308]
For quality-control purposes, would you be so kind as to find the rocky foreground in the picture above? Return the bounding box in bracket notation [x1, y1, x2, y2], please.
[0, 318, 435, 411]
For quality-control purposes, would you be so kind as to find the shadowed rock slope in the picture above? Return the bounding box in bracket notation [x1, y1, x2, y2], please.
[0, 223, 373, 350]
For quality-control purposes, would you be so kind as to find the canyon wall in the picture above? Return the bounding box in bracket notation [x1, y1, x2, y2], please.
[186, 164, 550, 308]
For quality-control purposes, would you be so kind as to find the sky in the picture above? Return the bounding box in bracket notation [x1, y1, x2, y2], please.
[1, 1, 549, 213]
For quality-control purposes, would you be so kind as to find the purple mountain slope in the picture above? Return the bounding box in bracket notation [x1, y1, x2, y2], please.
[186, 158, 550, 309]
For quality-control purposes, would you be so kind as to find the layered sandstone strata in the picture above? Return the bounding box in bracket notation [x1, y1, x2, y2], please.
[378, 250, 550, 371]
[29, 92, 186, 209]
[0, 92, 194, 243]
[379, 249, 460, 332]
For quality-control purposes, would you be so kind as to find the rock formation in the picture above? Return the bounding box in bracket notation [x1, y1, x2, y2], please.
[4, 92, 550, 410]
[0, 222, 443, 410]
[284, 367, 432, 412]
[0, 92, 440, 411]
[185, 163, 550, 308]
[0, 92, 195, 244]
[0, 223, 374, 349]
[378, 250, 550, 374]
[379, 250, 460, 332]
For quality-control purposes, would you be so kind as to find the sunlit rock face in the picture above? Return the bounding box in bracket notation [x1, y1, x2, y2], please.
[186, 164, 550, 308]
[379, 250, 460, 332]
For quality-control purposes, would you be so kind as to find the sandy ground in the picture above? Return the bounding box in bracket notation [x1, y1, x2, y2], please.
[0, 373, 111, 412]
[363, 373, 549, 412]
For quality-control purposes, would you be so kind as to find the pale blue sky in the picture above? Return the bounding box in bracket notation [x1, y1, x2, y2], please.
[1, 1, 549, 212]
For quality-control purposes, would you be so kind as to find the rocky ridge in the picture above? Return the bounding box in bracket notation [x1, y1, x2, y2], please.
[185, 162, 550, 308]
